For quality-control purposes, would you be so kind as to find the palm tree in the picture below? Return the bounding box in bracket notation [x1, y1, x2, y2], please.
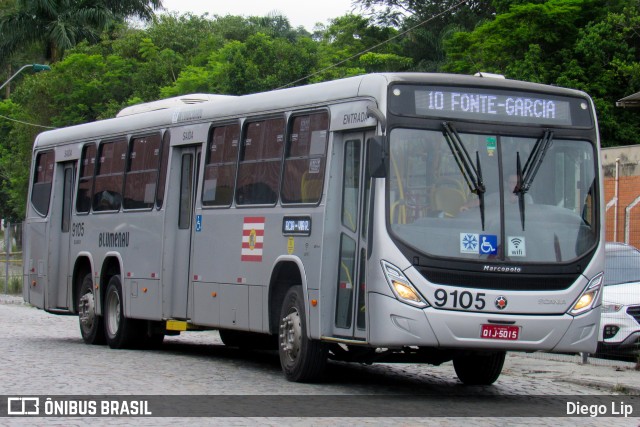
[0, 0, 163, 63]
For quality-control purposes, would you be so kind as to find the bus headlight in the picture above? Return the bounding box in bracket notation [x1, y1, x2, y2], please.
[570, 272, 603, 315]
[381, 261, 428, 308]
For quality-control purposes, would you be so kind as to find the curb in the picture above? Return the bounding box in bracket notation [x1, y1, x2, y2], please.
[0, 295, 29, 306]
[558, 377, 640, 395]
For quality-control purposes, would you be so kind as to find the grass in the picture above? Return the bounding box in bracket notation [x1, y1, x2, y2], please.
[0, 276, 23, 295]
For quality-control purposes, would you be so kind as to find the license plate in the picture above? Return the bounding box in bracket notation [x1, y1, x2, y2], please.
[481, 324, 519, 341]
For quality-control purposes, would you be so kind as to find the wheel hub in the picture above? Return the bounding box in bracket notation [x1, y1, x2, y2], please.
[79, 292, 95, 329]
[106, 290, 121, 337]
[280, 309, 302, 361]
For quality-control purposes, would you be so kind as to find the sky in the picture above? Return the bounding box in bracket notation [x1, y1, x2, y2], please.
[160, 0, 359, 31]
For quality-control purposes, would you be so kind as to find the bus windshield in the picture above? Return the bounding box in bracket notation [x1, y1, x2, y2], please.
[388, 127, 597, 263]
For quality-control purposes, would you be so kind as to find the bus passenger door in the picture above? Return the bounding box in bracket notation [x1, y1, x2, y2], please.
[166, 146, 200, 319]
[49, 161, 75, 310]
[334, 131, 373, 341]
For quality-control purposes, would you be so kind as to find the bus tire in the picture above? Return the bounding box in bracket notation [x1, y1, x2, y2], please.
[104, 275, 140, 349]
[453, 350, 506, 385]
[78, 273, 105, 345]
[278, 285, 327, 382]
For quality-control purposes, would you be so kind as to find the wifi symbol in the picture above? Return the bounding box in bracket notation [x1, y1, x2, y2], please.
[511, 238, 522, 248]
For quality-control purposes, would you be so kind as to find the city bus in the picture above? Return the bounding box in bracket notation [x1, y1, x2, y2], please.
[24, 73, 604, 385]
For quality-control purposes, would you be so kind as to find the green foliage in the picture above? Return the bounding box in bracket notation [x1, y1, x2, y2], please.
[2, 3, 640, 218]
[0, 98, 40, 220]
[0, 0, 163, 64]
[312, 14, 408, 79]
[443, 0, 640, 146]
[359, 52, 412, 71]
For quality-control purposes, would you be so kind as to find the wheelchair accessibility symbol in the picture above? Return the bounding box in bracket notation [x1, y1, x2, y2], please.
[479, 234, 497, 255]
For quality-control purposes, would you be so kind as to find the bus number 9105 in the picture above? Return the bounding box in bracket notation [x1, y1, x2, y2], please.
[433, 289, 486, 310]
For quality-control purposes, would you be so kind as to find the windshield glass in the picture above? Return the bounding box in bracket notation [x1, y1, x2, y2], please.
[389, 128, 597, 262]
[604, 245, 640, 286]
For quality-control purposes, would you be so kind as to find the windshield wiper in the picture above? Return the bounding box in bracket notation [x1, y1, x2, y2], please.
[442, 122, 486, 229]
[514, 129, 554, 229]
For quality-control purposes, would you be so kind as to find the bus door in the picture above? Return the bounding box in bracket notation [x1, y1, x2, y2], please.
[49, 161, 75, 310]
[165, 145, 201, 319]
[334, 131, 374, 340]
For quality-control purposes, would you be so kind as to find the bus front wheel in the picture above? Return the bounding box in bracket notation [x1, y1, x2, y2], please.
[278, 286, 327, 382]
[78, 273, 105, 345]
[453, 350, 506, 385]
[104, 275, 140, 349]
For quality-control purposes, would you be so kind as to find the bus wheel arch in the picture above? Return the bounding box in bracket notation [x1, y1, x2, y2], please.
[72, 256, 93, 314]
[99, 255, 123, 303]
[100, 255, 138, 349]
[268, 260, 305, 336]
[104, 274, 140, 349]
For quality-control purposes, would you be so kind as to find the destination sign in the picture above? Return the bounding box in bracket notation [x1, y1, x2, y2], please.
[282, 216, 312, 236]
[389, 85, 593, 127]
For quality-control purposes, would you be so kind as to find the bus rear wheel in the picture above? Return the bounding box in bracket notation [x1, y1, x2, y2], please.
[453, 350, 506, 385]
[78, 273, 105, 345]
[104, 275, 140, 349]
[278, 286, 327, 382]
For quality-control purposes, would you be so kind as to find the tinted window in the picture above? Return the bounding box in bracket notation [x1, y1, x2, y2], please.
[156, 131, 170, 209]
[76, 144, 96, 213]
[203, 124, 239, 207]
[124, 134, 161, 210]
[31, 150, 55, 216]
[604, 244, 640, 286]
[93, 139, 127, 212]
[236, 118, 284, 205]
[281, 112, 328, 204]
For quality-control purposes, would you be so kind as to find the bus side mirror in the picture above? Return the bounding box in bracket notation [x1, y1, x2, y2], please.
[368, 136, 386, 178]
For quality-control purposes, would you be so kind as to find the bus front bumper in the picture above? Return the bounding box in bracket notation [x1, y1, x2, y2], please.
[368, 292, 599, 353]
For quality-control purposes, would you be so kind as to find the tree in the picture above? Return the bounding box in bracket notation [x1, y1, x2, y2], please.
[312, 14, 411, 80]
[354, 0, 496, 70]
[162, 32, 320, 96]
[0, 0, 163, 64]
[0, 98, 42, 220]
[441, 0, 640, 146]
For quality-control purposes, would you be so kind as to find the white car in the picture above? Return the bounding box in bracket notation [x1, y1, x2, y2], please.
[598, 242, 640, 353]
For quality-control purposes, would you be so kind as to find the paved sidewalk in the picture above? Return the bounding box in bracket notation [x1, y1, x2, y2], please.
[3, 292, 639, 396]
[506, 352, 640, 396]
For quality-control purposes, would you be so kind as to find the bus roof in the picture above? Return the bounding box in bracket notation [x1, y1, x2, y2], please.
[33, 73, 590, 150]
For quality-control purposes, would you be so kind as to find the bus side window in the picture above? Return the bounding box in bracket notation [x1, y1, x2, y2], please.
[236, 118, 284, 205]
[156, 131, 170, 209]
[123, 134, 161, 210]
[93, 139, 127, 212]
[281, 112, 328, 204]
[203, 124, 239, 207]
[77, 144, 96, 213]
[30, 150, 55, 216]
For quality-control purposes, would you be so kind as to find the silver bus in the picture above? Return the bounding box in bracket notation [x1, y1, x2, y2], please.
[24, 73, 604, 385]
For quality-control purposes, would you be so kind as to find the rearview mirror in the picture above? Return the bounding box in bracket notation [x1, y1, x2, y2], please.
[367, 136, 386, 178]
